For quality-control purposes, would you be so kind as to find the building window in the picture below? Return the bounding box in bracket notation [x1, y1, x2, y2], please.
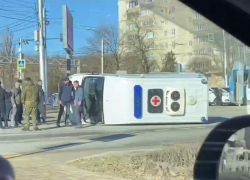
[145, 0, 153, 4]
[140, 9, 153, 16]
[199, 48, 205, 56]
[194, 36, 208, 43]
[171, 6, 175, 13]
[189, 41, 193, 46]
[129, 24, 137, 30]
[206, 47, 213, 55]
[172, 29, 175, 36]
[195, 23, 211, 31]
[127, 1, 139, 9]
[146, 52, 154, 59]
[148, 42, 155, 49]
[172, 41, 175, 48]
[194, 50, 197, 55]
[145, 32, 154, 39]
[128, 34, 138, 40]
[188, 53, 192, 59]
[165, 8, 168, 14]
[164, 31, 168, 36]
[165, 19, 168, 25]
[142, 20, 154, 26]
[165, 42, 168, 48]
[140, 9, 147, 16]
[194, 12, 203, 19]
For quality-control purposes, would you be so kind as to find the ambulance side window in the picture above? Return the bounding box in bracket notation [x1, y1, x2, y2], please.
[82, 77, 104, 99]
[83, 78, 91, 98]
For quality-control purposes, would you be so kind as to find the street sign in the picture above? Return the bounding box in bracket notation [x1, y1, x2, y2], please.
[17, 59, 26, 69]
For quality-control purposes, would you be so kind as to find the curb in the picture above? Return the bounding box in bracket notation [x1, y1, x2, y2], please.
[2, 154, 22, 159]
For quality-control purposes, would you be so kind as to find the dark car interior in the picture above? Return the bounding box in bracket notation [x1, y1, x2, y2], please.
[178, 0, 250, 179]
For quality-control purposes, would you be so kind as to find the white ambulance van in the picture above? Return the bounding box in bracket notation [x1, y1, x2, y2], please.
[68, 72, 209, 125]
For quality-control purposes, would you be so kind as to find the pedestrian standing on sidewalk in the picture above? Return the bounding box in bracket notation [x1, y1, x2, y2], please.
[36, 80, 46, 125]
[73, 80, 84, 128]
[10, 81, 22, 127]
[56, 77, 74, 127]
[0, 81, 8, 129]
[17, 79, 23, 123]
[21, 77, 41, 131]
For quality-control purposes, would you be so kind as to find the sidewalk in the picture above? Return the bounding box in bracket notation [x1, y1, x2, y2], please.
[10, 156, 129, 180]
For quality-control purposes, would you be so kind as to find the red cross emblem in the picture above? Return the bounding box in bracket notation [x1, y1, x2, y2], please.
[150, 96, 161, 106]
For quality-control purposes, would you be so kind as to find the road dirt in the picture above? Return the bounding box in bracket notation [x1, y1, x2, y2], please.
[70, 144, 201, 180]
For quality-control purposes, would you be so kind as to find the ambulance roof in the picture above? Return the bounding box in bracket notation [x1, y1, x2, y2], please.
[70, 73, 205, 79]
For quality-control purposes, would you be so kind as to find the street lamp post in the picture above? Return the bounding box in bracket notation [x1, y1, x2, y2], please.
[86, 28, 104, 74]
[222, 30, 228, 87]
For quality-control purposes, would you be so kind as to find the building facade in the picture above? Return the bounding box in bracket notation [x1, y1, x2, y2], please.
[118, 0, 225, 73]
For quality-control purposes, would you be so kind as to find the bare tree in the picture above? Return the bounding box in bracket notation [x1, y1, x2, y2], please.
[84, 24, 126, 72]
[125, 12, 157, 73]
[224, 33, 240, 83]
[187, 56, 223, 76]
[0, 28, 16, 89]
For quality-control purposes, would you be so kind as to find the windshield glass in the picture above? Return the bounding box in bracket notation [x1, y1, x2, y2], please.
[0, 0, 249, 180]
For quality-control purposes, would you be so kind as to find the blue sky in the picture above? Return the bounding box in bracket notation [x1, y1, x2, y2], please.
[0, 0, 118, 56]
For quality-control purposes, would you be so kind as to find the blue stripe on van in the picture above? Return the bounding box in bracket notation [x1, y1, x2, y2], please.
[134, 85, 143, 119]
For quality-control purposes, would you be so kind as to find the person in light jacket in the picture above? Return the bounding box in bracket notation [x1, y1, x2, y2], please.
[73, 80, 84, 128]
[10, 81, 22, 127]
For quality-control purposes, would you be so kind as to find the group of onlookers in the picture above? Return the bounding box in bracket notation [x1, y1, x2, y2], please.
[0, 78, 46, 130]
[0, 76, 91, 131]
[56, 77, 86, 128]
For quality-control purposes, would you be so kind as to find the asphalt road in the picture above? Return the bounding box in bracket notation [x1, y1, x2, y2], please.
[0, 106, 248, 161]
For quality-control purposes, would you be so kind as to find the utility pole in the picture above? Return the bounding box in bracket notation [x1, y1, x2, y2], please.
[222, 30, 228, 87]
[38, 0, 45, 90]
[43, 7, 48, 94]
[77, 59, 80, 73]
[18, 39, 23, 79]
[101, 38, 104, 74]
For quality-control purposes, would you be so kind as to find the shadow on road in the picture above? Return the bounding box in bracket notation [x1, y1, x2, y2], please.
[89, 133, 134, 142]
[5, 133, 135, 160]
[205, 117, 228, 124]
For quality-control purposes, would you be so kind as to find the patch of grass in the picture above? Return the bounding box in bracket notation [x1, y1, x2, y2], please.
[71, 144, 201, 180]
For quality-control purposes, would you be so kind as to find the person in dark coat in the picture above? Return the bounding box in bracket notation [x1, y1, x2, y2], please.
[10, 81, 22, 127]
[36, 80, 46, 124]
[0, 81, 8, 129]
[56, 77, 74, 127]
[217, 88, 223, 106]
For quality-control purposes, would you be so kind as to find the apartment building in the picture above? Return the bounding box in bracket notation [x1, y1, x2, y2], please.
[119, 0, 224, 73]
